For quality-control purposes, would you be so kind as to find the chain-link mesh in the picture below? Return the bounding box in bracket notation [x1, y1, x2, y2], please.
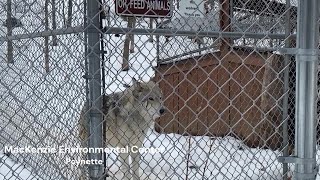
[0, 0, 86, 179]
[1, 0, 319, 180]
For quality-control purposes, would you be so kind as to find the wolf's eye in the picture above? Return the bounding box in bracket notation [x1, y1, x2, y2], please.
[148, 97, 154, 101]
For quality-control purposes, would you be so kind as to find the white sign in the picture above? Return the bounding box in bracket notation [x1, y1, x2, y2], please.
[179, 0, 205, 18]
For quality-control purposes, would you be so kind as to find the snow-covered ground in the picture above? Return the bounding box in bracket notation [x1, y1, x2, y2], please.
[0, 151, 36, 180]
[7, 130, 320, 179]
[0, 130, 292, 180]
[107, 130, 287, 180]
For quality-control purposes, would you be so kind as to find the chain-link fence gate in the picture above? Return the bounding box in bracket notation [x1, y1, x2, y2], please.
[1, 0, 320, 179]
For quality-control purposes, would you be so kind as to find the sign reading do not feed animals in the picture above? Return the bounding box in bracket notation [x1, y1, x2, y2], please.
[116, 0, 172, 17]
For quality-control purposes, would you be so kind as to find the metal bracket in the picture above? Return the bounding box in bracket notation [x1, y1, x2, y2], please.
[85, 26, 102, 33]
[82, 74, 101, 80]
[89, 111, 102, 117]
[294, 166, 319, 179]
[278, 156, 315, 164]
[279, 48, 318, 55]
[278, 156, 319, 179]
[279, 48, 319, 61]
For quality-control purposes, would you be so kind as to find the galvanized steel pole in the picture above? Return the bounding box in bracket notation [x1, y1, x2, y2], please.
[282, 0, 291, 179]
[87, 0, 104, 179]
[295, 0, 319, 179]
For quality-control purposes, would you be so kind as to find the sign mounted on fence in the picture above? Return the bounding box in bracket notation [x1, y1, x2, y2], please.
[116, 0, 172, 17]
[179, 0, 205, 18]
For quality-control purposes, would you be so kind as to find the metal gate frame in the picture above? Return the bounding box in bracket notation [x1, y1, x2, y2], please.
[284, 0, 318, 179]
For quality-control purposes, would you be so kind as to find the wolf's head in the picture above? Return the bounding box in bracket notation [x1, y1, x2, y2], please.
[129, 78, 165, 120]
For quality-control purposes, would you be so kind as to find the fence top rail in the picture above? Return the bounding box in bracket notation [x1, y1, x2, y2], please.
[0, 26, 294, 43]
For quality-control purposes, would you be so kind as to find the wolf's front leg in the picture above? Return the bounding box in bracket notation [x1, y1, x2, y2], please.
[131, 150, 141, 180]
[119, 152, 131, 180]
[131, 133, 144, 180]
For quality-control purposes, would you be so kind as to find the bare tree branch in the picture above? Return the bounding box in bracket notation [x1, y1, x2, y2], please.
[6, 0, 13, 63]
[67, 0, 72, 26]
[44, 0, 50, 72]
[52, 0, 58, 46]
[122, 17, 136, 71]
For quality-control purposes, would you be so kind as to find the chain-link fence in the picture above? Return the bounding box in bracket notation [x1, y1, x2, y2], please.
[0, 0, 319, 179]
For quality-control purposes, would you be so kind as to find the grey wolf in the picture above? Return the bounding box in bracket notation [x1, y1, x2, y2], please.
[79, 78, 165, 180]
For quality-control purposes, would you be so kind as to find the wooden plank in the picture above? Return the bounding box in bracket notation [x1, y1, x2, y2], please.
[197, 66, 210, 136]
[157, 54, 220, 75]
[155, 73, 175, 133]
[165, 72, 179, 133]
[171, 72, 181, 133]
[259, 53, 283, 149]
[224, 52, 266, 67]
[207, 64, 229, 136]
[157, 50, 269, 76]
[186, 68, 198, 135]
[177, 76, 189, 135]
[261, 54, 277, 115]
[228, 62, 244, 139]
[240, 64, 261, 147]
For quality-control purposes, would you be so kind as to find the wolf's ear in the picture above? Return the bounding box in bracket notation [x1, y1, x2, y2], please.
[123, 83, 130, 88]
[132, 78, 141, 89]
[132, 77, 137, 83]
[149, 76, 155, 82]
[132, 78, 143, 97]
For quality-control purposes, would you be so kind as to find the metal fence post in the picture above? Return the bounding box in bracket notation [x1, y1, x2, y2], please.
[282, 0, 291, 179]
[87, 0, 104, 179]
[295, 0, 319, 179]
